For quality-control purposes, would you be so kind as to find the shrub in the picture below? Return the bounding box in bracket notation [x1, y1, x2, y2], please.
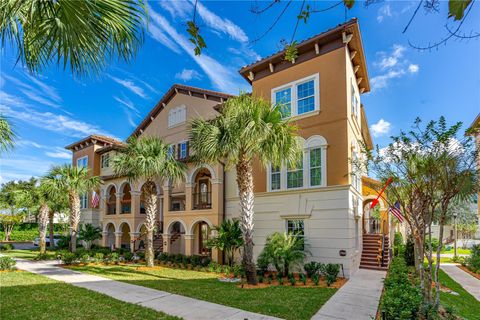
[174, 254, 183, 264]
[278, 276, 284, 285]
[215, 263, 223, 273]
[303, 261, 322, 278]
[0, 256, 16, 270]
[93, 252, 104, 263]
[34, 253, 54, 261]
[232, 264, 243, 278]
[0, 243, 14, 251]
[381, 257, 422, 320]
[311, 273, 320, 286]
[60, 252, 77, 265]
[256, 254, 269, 275]
[223, 265, 231, 275]
[123, 251, 134, 262]
[136, 251, 145, 260]
[109, 252, 120, 264]
[79, 254, 90, 264]
[466, 244, 480, 273]
[267, 273, 273, 284]
[208, 262, 217, 273]
[288, 273, 296, 286]
[393, 232, 404, 257]
[324, 263, 340, 286]
[190, 255, 201, 267]
[424, 237, 440, 252]
[299, 273, 307, 285]
[200, 256, 211, 267]
[158, 252, 169, 262]
[258, 275, 264, 283]
[404, 235, 415, 266]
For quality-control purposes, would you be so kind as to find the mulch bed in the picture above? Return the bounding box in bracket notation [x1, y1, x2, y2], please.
[238, 277, 347, 289]
[457, 265, 480, 280]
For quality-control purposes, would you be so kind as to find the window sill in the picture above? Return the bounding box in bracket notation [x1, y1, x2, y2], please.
[268, 184, 327, 192]
[289, 109, 320, 121]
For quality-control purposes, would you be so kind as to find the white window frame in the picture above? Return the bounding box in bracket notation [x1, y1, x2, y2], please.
[179, 141, 188, 159]
[351, 142, 362, 191]
[271, 73, 320, 118]
[286, 219, 305, 250]
[267, 135, 327, 192]
[168, 105, 187, 128]
[76, 156, 88, 168]
[80, 193, 88, 209]
[101, 153, 110, 168]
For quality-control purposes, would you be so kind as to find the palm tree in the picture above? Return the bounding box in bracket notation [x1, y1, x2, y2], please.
[189, 94, 301, 284]
[206, 219, 244, 266]
[0, 115, 15, 153]
[79, 223, 102, 250]
[0, 0, 146, 76]
[112, 136, 186, 267]
[43, 165, 100, 252]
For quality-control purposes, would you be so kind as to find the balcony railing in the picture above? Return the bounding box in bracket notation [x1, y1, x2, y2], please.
[121, 201, 131, 214]
[192, 192, 212, 210]
[107, 203, 116, 215]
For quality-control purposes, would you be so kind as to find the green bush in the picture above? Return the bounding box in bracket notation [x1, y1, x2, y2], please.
[80, 254, 90, 264]
[299, 273, 307, 285]
[33, 253, 54, 261]
[303, 261, 322, 278]
[256, 254, 270, 275]
[404, 235, 415, 266]
[324, 263, 340, 286]
[93, 252, 104, 263]
[381, 257, 422, 320]
[123, 251, 134, 262]
[311, 273, 320, 286]
[0, 243, 14, 251]
[278, 276, 284, 285]
[60, 251, 77, 265]
[0, 256, 16, 270]
[466, 244, 480, 273]
[232, 264, 243, 278]
[258, 275, 264, 283]
[190, 255, 201, 267]
[158, 252, 169, 262]
[288, 274, 296, 286]
[0, 230, 38, 241]
[393, 232, 404, 256]
[424, 237, 440, 252]
[109, 252, 119, 264]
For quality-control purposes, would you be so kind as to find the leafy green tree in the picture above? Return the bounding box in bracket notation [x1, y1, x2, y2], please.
[189, 94, 300, 284]
[0, 213, 23, 241]
[0, 0, 146, 76]
[0, 115, 15, 153]
[257, 232, 306, 277]
[43, 165, 100, 252]
[112, 136, 186, 267]
[79, 223, 102, 250]
[206, 219, 244, 266]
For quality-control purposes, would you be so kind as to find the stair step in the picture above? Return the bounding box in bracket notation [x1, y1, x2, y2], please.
[360, 265, 388, 271]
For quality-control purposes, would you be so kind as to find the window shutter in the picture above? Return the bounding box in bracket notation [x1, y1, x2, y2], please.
[186, 141, 190, 159]
[177, 144, 181, 159]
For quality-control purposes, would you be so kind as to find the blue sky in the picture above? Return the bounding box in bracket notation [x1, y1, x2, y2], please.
[1, 0, 479, 183]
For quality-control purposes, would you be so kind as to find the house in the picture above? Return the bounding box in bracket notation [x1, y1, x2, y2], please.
[65, 19, 389, 277]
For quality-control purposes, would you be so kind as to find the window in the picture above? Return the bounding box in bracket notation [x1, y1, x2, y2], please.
[286, 220, 305, 249]
[351, 80, 359, 118]
[287, 155, 303, 189]
[168, 145, 175, 159]
[270, 165, 281, 191]
[101, 153, 110, 168]
[352, 149, 361, 191]
[76, 156, 88, 168]
[179, 142, 188, 159]
[168, 105, 186, 128]
[80, 193, 88, 209]
[272, 74, 319, 118]
[309, 148, 322, 187]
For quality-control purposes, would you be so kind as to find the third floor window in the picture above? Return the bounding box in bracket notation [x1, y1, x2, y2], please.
[76, 156, 88, 168]
[272, 73, 319, 118]
[101, 153, 110, 168]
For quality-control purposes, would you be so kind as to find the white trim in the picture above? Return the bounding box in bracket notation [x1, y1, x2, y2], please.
[271, 73, 320, 118]
[76, 155, 88, 168]
[168, 104, 187, 128]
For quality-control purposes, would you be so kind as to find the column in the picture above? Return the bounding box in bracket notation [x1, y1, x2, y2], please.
[115, 231, 122, 249]
[101, 231, 109, 247]
[116, 192, 123, 215]
[185, 183, 193, 211]
[163, 183, 171, 214]
[163, 233, 171, 253]
[129, 232, 141, 252]
[131, 191, 141, 216]
[184, 234, 194, 256]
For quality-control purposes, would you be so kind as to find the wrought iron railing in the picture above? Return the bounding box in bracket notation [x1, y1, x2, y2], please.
[192, 192, 212, 210]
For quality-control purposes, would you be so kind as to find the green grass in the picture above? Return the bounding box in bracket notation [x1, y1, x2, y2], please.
[0, 230, 38, 241]
[70, 264, 337, 320]
[437, 268, 480, 320]
[0, 271, 180, 320]
[1, 249, 57, 260]
[441, 247, 471, 255]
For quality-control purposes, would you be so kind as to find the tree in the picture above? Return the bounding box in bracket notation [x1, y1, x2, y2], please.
[189, 94, 301, 284]
[79, 223, 102, 250]
[43, 165, 100, 252]
[206, 219, 244, 266]
[0, 213, 23, 241]
[112, 136, 186, 267]
[0, 115, 15, 153]
[257, 232, 306, 277]
[0, 0, 146, 76]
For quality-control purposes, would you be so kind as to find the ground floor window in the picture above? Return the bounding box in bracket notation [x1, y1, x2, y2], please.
[286, 219, 305, 250]
[80, 193, 88, 209]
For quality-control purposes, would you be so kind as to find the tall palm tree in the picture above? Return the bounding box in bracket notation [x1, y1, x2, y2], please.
[0, 0, 146, 76]
[43, 165, 100, 252]
[0, 115, 15, 153]
[112, 136, 186, 267]
[189, 94, 300, 284]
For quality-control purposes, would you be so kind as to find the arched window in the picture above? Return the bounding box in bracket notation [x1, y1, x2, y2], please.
[121, 184, 131, 214]
[107, 186, 116, 215]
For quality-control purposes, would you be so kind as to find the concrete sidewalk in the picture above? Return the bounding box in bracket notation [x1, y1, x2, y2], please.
[440, 264, 480, 301]
[13, 259, 280, 320]
[311, 269, 386, 320]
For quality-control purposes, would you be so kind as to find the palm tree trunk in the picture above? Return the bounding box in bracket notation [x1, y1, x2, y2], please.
[49, 210, 54, 248]
[144, 186, 157, 267]
[236, 155, 257, 285]
[38, 203, 49, 254]
[69, 191, 81, 253]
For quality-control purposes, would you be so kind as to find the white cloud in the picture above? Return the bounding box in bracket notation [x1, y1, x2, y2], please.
[377, 4, 392, 23]
[370, 119, 392, 137]
[4, 74, 63, 109]
[148, 23, 182, 54]
[113, 96, 139, 114]
[159, 0, 191, 20]
[375, 45, 405, 70]
[147, 6, 246, 93]
[0, 156, 59, 183]
[45, 149, 72, 160]
[408, 64, 419, 73]
[175, 69, 202, 81]
[371, 70, 405, 90]
[108, 76, 147, 99]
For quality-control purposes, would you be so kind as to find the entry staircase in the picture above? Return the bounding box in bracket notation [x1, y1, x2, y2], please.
[360, 234, 390, 271]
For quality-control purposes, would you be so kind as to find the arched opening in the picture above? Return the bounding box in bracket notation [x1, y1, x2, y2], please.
[119, 223, 131, 250]
[107, 186, 116, 215]
[105, 223, 116, 248]
[191, 220, 212, 256]
[363, 199, 382, 234]
[121, 184, 131, 214]
[168, 221, 186, 254]
[193, 168, 212, 210]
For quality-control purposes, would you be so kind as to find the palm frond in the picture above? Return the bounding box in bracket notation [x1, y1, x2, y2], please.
[0, 114, 15, 153]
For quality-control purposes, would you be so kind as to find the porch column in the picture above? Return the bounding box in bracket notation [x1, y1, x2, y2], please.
[211, 248, 221, 263]
[163, 233, 171, 253]
[101, 231, 109, 247]
[184, 234, 194, 256]
[185, 183, 193, 211]
[131, 191, 141, 216]
[211, 177, 223, 213]
[115, 192, 123, 215]
[114, 231, 123, 249]
[163, 183, 171, 214]
[129, 232, 141, 252]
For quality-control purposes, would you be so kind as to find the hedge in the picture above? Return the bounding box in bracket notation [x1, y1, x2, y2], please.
[0, 230, 39, 241]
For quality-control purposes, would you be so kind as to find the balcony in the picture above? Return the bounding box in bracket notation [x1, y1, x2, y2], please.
[121, 201, 131, 214]
[170, 194, 186, 212]
[107, 203, 116, 215]
[192, 192, 212, 210]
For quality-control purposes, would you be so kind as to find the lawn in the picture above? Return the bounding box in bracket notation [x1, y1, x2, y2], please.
[441, 247, 471, 255]
[437, 268, 480, 320]
[1, 249, 57, 260]
[70, 264, 337, 320]
[0, 271, 180, 320]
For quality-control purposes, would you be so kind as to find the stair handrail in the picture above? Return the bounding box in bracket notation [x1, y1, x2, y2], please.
[381, 234, 385, 266]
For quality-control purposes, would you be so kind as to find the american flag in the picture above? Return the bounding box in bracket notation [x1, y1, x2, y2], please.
[389, 201, 404, 223]
[91, 191, 100, 208]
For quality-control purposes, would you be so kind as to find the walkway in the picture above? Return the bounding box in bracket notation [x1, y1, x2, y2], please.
[13, 259, 280, 320]
[312, 269, 386, 320]
[441, 264, 480, 301]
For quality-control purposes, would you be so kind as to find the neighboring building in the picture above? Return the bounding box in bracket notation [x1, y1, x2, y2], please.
[467, 113, 480, 238]
[66, 19, 386, 277]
